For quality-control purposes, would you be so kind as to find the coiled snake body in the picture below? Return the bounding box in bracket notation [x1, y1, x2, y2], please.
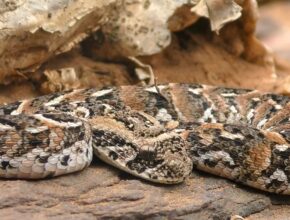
[1, 83, 290, 194]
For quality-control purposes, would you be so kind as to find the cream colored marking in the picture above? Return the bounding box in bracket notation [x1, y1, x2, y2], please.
[201, 107, 216, 123]
[221, 93, 237, 97]
[247, 109, 255, 122]
[102, 104, 112, 111]
[75, 106, 90, 118]
[270, 169, 287, 182]
[221, 131, 244, 140]
[145, 85, 166, 94]
[257, 118, 268, 129]
[252, 98, 260, 102]
[188, 88, 203, 95]
[91, 88, 113, 97]
[227, 106, 241, 123]
[45, 90, 83, 106]
[156, 108, 172, 122]
[200, 151, 235, 166]
[33, 114, 82, 128]
[275, 144, 289, 152]
[0, 124, 13, 130]
[45, 95, 65, 106]
[25, 126, 49, 133]
[229, 105, 238, 113]
[11, 100, 29, 115]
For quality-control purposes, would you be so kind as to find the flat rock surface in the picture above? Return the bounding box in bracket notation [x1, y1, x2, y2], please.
[0, 159, 273, 220]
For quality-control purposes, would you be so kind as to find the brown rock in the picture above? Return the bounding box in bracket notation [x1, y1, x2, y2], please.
[0, 159, 272, 220]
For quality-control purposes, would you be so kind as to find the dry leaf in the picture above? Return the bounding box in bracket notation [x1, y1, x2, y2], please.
[191, 0, 242, 32]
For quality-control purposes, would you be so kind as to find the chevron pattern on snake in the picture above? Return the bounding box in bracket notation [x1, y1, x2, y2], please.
[0, 83, 290, 194]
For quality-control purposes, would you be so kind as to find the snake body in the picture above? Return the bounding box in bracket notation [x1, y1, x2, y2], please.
[1, 83, 290, 194]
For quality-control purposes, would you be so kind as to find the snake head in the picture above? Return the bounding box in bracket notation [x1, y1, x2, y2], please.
[90, 107, 192, 184]
[93, 129, 192, 184]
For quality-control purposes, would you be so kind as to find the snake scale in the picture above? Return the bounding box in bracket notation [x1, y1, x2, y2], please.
[1, 83, 290, 194]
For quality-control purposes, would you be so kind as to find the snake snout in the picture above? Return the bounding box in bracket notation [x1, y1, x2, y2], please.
[156, 148, 193, 184]
[136, 134, 193, 184]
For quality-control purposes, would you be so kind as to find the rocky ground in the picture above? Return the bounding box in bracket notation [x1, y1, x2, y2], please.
[0, 160, 277, 219]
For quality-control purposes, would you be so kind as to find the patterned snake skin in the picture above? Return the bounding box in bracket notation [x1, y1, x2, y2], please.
[1, 83, 290, 194]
